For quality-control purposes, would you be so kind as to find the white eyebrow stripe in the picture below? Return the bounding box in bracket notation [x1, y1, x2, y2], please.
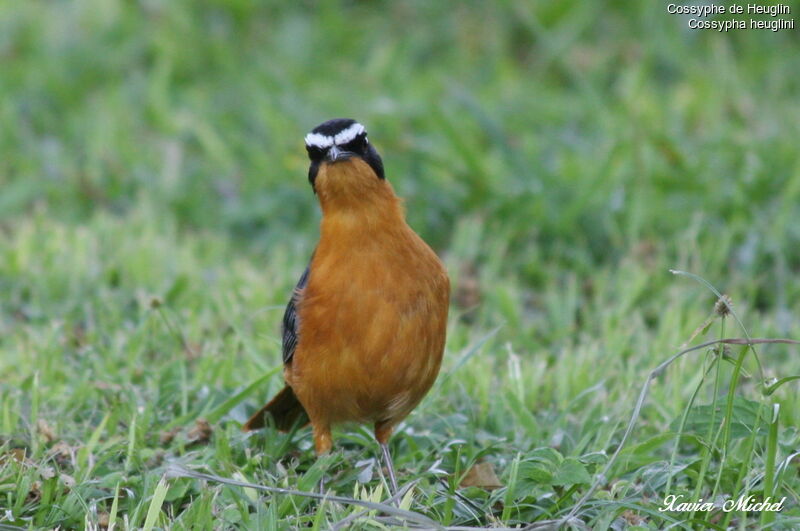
[304, 132, 334, 148]
[333, 122, 365, 145]
[304, 122, 366, 149]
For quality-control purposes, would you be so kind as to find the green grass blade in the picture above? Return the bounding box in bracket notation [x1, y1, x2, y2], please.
[142, 477, 170, 531]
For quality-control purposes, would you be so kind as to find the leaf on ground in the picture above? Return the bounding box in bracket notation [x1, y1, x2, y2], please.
[26, 480, 43, 503]
[159, 427, 180, 446]
[520, 450, 592, 487]
[459, 461, 503, 490]
[454, 262, 482, 312]
[184, 341, 202, 361]
[671, 395, 763, 440]
[187, 418, 213, 444]
[551, 457, 592, 486]
[355, 459, 375, 483]
[49, 440, 76, 466]
[37, 419, 56, 442]
[95, 381, 122, 391]
[0, 448, 28, 464]
[60, 473, 76, 488]
[621, 509, 647, 526]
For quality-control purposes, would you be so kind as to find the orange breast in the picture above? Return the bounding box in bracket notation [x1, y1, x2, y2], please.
[287, 207, 449, 429]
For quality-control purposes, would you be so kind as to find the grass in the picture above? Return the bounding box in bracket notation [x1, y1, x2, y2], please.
[1, 0, 799, 528]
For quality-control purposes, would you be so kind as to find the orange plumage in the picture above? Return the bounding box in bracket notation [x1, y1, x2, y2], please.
[243, 119, 449, 484]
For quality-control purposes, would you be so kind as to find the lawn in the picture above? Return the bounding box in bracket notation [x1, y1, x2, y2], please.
[1, 1, 799, 529]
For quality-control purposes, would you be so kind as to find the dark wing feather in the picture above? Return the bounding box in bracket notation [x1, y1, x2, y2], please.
[282, 265, 310, 365]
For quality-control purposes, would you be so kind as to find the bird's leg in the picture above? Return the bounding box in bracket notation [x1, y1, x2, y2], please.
[313, 423, 333, 495]
[380, 442, 399, 495]
[375, 422, 399, 496]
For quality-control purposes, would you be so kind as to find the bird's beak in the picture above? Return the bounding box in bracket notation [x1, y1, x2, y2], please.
[325, 145, 353, 163]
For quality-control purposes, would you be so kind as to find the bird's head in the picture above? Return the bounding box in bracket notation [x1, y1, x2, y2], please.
[304, 119, 386, 202]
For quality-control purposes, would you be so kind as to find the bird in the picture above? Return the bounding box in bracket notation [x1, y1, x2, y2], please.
[242, 118, 450, 492]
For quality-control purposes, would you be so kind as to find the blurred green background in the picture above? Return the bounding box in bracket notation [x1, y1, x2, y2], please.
[1, 0, 799, 528]
[4, 1, 799, 278]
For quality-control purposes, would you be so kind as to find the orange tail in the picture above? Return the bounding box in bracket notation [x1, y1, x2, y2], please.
[242, 385, 309, 432]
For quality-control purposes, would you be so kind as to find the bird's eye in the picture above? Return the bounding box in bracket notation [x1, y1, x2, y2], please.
[341, 134, 367, 154]
[306, 145, 325, 161]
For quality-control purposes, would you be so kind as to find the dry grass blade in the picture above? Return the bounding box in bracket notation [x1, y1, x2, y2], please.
[718, 338, 800, 346]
